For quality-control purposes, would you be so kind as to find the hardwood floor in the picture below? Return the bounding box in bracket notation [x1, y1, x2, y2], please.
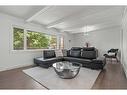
[92, 62, 127, 89]
[0, 66, 46, 89]
[0, 61, 127, 89]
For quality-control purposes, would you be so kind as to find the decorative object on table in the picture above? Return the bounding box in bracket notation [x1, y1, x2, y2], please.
[103, 48, 119, 63]
[52, 61, 82, 79]
[85, 42, 89, 47]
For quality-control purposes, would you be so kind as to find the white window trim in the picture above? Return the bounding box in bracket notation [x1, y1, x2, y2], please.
[11, 25, 60, 52]
[10, 25, 25, 53]
[24, 29, 27, 50]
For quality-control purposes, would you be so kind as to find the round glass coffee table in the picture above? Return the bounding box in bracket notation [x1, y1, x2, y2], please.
[52, 61, 82, 79]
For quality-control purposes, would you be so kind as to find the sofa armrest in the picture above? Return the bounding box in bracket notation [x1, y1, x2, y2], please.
[92, 59, 103, 64]
[67, 50, 71, 57]
[95, 49, 98, 58]
[92, 57, 106, 66]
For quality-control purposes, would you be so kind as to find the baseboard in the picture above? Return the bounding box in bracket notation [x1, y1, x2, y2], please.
[0, 63, 34, 72]
[122, 63, 127, 78]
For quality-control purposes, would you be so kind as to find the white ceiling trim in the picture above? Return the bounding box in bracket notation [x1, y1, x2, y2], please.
[26, 6, 54, 22]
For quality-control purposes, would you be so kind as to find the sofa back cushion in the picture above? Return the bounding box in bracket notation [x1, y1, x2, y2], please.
[70, 47, 82, 58]
[81, 50, 96, 59]
[82, 47, 95, 51]
[70, 50, 81, 58]
[67, 50, 71, 57]
[43, 50, 56, 59]
[71, 47, 82, 50]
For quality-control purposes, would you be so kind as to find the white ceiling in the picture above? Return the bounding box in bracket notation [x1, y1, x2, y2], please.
[0, 6, 124, 33]
[0, 6, 45, 19]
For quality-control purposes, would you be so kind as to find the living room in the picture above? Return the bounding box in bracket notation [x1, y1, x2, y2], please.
[0, 4, 127, 92]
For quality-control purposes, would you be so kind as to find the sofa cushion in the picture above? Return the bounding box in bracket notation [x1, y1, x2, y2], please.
[63, 57, 91, 64]
[92, 59, 104, 64]
[91, 59, 105, 69]
[42, 57, 61, 62]
[71, 47, 82, 50]
[34, 57, 62, 68]
[70, 50, 81, 58]
[43, 50, 56, 59]
[67, 50, 71, 57]
[81, 50, 96, 59]
[82, 47, 95, 51]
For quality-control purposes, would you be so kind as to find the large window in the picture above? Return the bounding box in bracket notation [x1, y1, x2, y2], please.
[13, 27, 60, 50]
[13, 27, 24, 50]
[27, 30, 57, 49]
[27, 31, 49, 49]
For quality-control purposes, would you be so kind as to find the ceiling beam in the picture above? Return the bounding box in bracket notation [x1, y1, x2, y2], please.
[46, 10, 84, 28]
[26, 6, 54, 22]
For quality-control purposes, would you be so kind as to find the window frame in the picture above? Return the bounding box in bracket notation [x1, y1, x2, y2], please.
[12, 26, 25, 51]
[59, 36, 64, 49]
[11, 26, 59, 52]
[26, 30, 57, 50]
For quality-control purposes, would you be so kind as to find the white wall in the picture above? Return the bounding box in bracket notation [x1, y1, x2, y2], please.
[72, 26, 121, 58]
[0, 13, 71, 71]
[63, 32, 74, 49]
[122, 7, 127, 77]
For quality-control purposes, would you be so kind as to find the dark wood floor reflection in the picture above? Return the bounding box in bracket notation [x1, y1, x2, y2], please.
[0, 66, 46, 89]
[0, 61, 127, 89]
[92, 61, 127, 89]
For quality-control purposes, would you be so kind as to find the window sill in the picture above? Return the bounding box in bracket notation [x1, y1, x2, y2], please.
[11, 49, 55, 53]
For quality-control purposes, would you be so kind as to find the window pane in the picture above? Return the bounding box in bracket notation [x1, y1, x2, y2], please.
[49, 35, 57, 49]
[27, 31, 57, 49]
[27, 31, 50, 49]
[13, 27, 24, 50]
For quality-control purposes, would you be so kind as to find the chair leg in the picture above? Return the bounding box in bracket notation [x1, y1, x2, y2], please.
[111, 58, 112, 64]
[104, 57, 107, 64]
[116, 57, 119, 63]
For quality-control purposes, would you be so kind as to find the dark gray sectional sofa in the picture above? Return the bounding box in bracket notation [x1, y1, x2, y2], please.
[34, 47, 106, 70]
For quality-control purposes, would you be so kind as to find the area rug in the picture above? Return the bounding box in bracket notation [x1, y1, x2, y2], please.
[23, 67, 101, 89]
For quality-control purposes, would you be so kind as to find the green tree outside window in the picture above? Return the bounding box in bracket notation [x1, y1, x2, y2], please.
[27, 31, 57, 49]
[13, 27, 57, 50]
[13, 27, 24, 50]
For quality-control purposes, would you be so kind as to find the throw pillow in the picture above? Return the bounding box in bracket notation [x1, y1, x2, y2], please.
[55, 49, 63, 57]
[108, 52, 115, 56]
[62, 49, 67, 56]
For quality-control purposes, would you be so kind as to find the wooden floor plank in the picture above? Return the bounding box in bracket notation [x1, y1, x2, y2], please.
[0, 61, 127, 89]
[92, 61, 127, 89]
[0, 66, 46, 89]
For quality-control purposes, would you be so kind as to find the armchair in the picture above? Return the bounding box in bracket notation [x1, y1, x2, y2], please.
[103, 48, 119, 63]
